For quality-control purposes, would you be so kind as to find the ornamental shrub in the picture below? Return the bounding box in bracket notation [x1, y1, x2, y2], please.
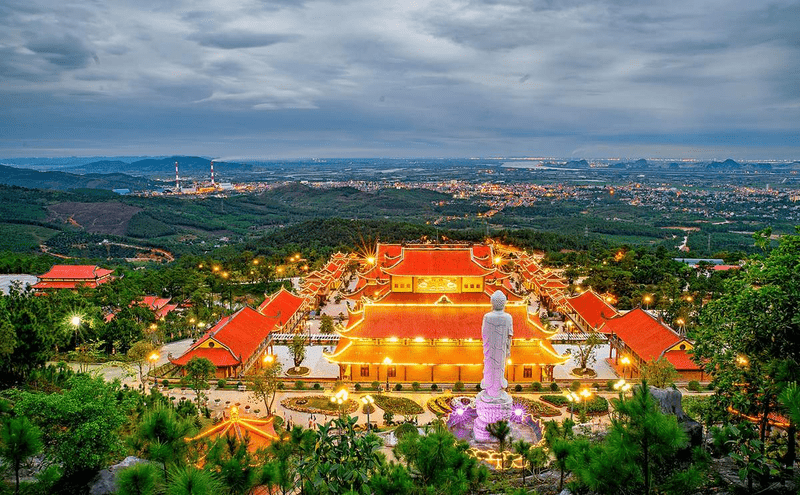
[395, 383, 403, 391]
[395, 422, 419, 440]
[277, 382, 285, 390]
[314, 382, 322, 390]
[570, 380, 581, 392]
[412, 381, 420, 391]
[354, 383, 362, 391]
[606, 380, 616, 391]
[430, 383, 438, 391]
[549, 382, 560, 391]
[371, 381, 380, 391]
[217, 379, 227, 389]
[162, 379, 169, 387]
[514, 384, 523, 392]
[531, 381, 542, 392]
[454, 381, 464, 392]
[475, 383, 482, 391]
[294, 380, 304, 390]
[687, 380, 700, 392]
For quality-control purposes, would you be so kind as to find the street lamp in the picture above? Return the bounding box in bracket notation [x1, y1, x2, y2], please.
[330, 389, 349, 418]
[620, 356, 631, 379]
[148, 352, 159, 390]
[613, 378, 632, 398]
[579, 388, 592, 419]
[383, 357, 392, 391]
[643, 295, 652, 309]
[566, 391, 580, 421]
[361, 395, 375, 430]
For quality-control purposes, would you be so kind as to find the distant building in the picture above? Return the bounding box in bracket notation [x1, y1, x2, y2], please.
[112, 188, 131, 195]
[673, 258, 725, 266]
[33, 265, 115, 292]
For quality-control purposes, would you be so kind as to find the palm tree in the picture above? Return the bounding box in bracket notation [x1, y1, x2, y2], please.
[0, 416, 43, 495]
[117, 463, 161, 495]
[485, 420, 512, 469]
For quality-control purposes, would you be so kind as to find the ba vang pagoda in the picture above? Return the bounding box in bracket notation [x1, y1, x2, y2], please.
[325, 243, 568, 384]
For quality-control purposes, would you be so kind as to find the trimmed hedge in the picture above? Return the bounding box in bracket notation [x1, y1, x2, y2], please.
[541, 394, 570, 407]
[373, 394, 424, 416]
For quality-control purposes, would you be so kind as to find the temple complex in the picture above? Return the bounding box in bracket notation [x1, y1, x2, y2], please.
[325, 243, 568, 384]
[33, 264, 115, 292]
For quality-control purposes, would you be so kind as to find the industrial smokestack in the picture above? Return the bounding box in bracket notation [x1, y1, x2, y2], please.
[211, 160, 215, 186]
[175, 161, 180, 191]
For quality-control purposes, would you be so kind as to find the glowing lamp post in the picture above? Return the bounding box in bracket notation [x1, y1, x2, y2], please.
[620, 356, 631, 379]
[613, 378, 632, 400]
[383, 357, 392, 391]
[566, 391, 580, 421]
[330, 389, 349, 418]
[579, 388, 592, 418]
[643, 295, 652, 310]
[148, 352, 159, 389]
[361, 395, 375, 430]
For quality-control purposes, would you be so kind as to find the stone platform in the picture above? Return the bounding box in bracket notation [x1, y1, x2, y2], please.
[473, 391, 513, 442]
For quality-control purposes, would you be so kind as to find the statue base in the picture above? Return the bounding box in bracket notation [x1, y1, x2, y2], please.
[473, 390, 513, 442]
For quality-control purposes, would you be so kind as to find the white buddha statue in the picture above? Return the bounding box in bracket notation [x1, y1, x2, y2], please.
[480, 290, 513, 400]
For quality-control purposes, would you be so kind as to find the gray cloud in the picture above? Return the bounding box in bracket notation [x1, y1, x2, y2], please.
[190, 31, 300, 50]
[0, 0, 797, 159]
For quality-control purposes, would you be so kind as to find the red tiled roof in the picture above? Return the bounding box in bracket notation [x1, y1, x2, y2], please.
[383, 248, 493, 277]
[257, 288, 306, 325]
[39, 265, 113, 280]
[170, 347, 241, 367]
[172, 307, 277, 367]
[604, 309, 682, 363]
[341, 303, 550, 341]
[156, 304, 179, 319]
[326, 339, 566, 366]
[712, 265, 740, 271]
[140, 296, 172, 310]
[32, 280, 102, 289]
[566, 291, 618, 331]
[663, 350, 701, 371]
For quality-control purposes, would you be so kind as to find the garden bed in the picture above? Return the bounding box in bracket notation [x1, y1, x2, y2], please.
[285, 366, 311, 377]
[540, 394, 570, 407]
[281, 395, 358, 414]
[372, 394, 424, 416]
[511, 396, 561, 417]
[426, 394, 476, 416]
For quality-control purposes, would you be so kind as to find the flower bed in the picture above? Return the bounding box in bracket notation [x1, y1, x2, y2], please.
[281, 395, 358, 414]
[511, 396, 561, 417]
[584, 396, 609, 415]
[427, 394, 476, 416]
[372, 394, 424, 416]
[540, 395, 570, 407]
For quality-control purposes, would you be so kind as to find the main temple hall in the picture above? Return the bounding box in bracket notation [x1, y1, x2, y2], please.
[325, 243, 568, 385]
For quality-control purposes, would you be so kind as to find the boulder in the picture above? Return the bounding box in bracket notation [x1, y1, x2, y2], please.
[649, 386, 702, 448]
[89, 456, 152, 495]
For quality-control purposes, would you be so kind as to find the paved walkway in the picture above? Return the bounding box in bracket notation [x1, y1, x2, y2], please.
[552, 343, 619, 380]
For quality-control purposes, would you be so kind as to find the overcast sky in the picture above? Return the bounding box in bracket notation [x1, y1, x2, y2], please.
[1, 0, 798, 160]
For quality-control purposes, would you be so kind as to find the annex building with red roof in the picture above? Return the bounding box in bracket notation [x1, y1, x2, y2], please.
[563, 290, 619, 333]
[325, 243, 568, 385]
[33, 265, 115, 292]
[170, 287, 309, 378]
[605, 308, 705, 381]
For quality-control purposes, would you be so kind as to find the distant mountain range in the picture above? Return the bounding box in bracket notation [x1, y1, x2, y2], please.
[0, 164, 155, 191]
[63, 156, 255, 177]
[2, 156, 254, 177]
